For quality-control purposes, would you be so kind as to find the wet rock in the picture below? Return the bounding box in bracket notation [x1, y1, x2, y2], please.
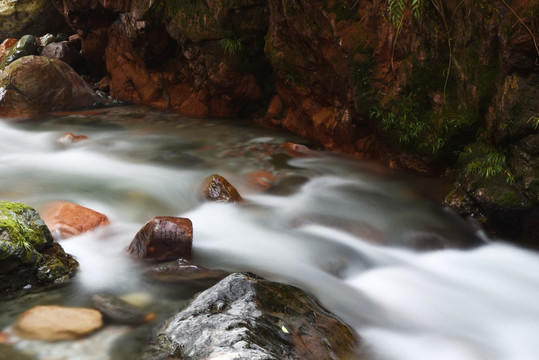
[127, 217, 192, 261]
[40, 201, 109, 239]
[13, 305, 102, 341]
[0, 344, 35, 360]
[91, 294, 151, 324]
[0, 201, 78, 298]
[39, 33, 56, 47]
[247, 170, 276, 191]
[0, 0, 70, 41]
[40, 41, 84, 71]
[200, 174, 243, 203]
[145, 272, 361, 360]
[0, 35, 39, 70]
[0, 39, 17, 64]
[145, 259, 228, 287]
[57, 132, 89, 145]
[0, 56, 104, 118]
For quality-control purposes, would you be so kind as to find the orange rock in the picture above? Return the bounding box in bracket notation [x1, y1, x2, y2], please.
[40, 202, 109, 239]
[57, 132, 89, 145]
[247, 170, 276, 190]
[200, 174, 242, 203]
[282, 142, 312, 157]
[13, 305, 103, 341]
[0, 38, 17, 63]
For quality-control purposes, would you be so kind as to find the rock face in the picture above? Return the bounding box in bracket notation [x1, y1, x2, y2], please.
[0, 56, 104, 117]
[13, 305, 103, 341]
[49, 0, 538, 246]
[127, 216, 192, 261]
[40, 201, 110, 239]
[0, 0, 70, 41]
[0, 201, 78, 298]
[146, 272, 362, 360]
[201, 174, 243, 203]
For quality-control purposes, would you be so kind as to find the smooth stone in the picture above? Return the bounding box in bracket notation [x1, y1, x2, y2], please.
[91, 294, 151, 324]
[13, 305, 102, 341]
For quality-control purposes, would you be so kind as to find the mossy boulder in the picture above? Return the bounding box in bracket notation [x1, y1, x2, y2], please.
[0, 201, 78, 299]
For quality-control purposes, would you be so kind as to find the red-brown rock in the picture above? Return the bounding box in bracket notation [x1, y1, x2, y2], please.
[200, 174, 242, 203]
[57, 132, 89, 145]
[127, 216, 193, 261]
[0, 56, 103, 117]
[40, 41, 84, 70]
[40, 202, 110, 239]
[0, 39, 17, 64]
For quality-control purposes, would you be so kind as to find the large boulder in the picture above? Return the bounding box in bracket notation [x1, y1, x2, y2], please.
[0, 55, 104, 117]
[145, 272, 363, 360]
[127, 216, 193, 262]
[0, 201, 78, 298]
[13, 305, 103, 341]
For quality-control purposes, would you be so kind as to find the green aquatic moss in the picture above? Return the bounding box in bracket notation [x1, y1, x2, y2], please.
[0, 201, 53, 263]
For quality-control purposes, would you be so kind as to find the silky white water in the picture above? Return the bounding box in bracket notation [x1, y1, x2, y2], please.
[1, 106, 538, 360]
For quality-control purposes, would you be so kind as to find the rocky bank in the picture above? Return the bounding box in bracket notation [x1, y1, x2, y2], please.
[0, 0, 538, 245]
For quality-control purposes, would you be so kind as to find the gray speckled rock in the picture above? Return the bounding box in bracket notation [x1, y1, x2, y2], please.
[145, 272, 364, 360]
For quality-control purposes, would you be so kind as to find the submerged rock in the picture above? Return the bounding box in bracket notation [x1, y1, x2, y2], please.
[127, 217, 192, 262]
[0, 56, 103, 117]
[145, 272, 362, 360]
[57, 132, 89, 145]
[40, 201, 109, 239]
[91, 294, 151, 325]
[0, 201, 78, 298]
[200, 174, 243, 203]
[13, 305, 103, 341]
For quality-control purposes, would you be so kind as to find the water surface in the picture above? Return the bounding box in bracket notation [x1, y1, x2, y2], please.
[1, 106, 538, 360]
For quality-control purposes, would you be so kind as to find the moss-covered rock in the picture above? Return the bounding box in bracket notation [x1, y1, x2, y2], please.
[0, 201, 78, 299]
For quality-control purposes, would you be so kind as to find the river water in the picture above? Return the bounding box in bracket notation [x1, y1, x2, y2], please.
[1, 106, 538, 360]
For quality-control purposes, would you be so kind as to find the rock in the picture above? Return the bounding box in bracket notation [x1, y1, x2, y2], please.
[145, 272, 361, 360]
[0, 39, 17, 64]
[0, 344, 35, 360]
[200, 174, 243, 203]
[127, 217, 192, 261]
[40, 41, 84, 71]
[247, 170, 276, 190]
[40, 201, 109, 239]
[57, 132, 89, 145]
[0, 56, 104, 118]
[13, 305, 103, 341]
[0, 201, 78, 298]
[0, 0, 70, 41]
[91, 294, 151, 324]
[0, 35, 39, 70]
[145, 259, 228, 287]
[39, 33, 56, 47]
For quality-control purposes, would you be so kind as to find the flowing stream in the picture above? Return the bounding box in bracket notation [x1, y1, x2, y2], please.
[1, 106, 538, 360]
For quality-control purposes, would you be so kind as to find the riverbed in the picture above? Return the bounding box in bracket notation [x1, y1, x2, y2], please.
[1, 105, 538, 360]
